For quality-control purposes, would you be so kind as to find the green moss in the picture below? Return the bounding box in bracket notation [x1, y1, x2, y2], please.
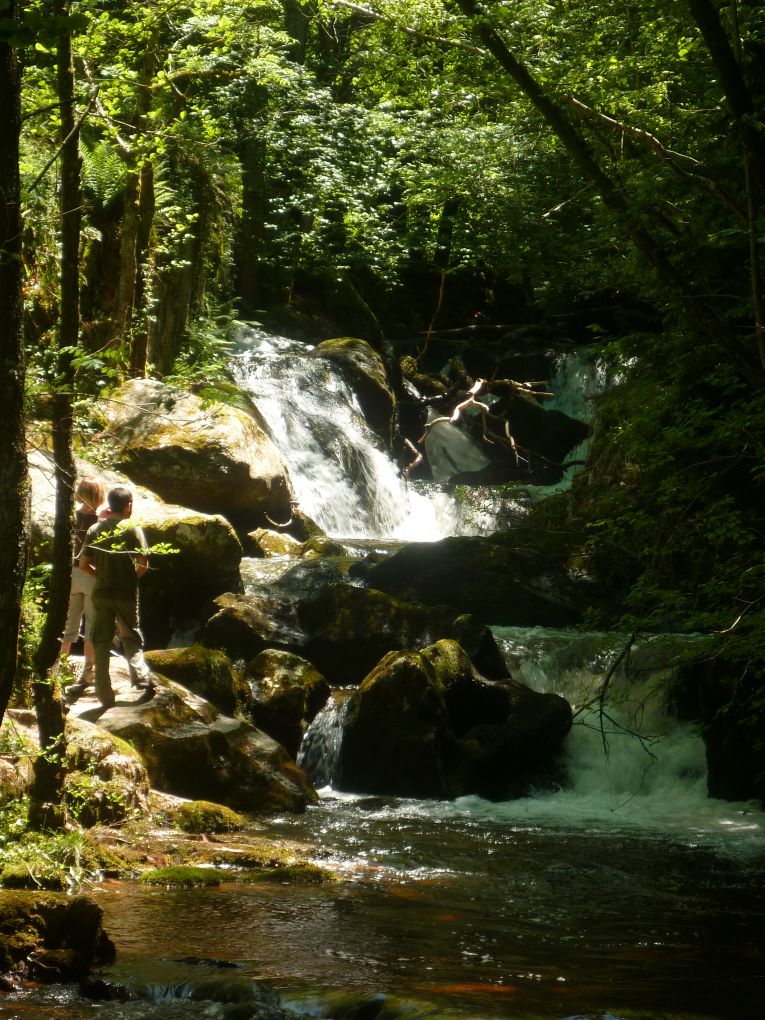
[239, 863, 335, 884]
[1, 865, 65, 891]
[174, 800, 245, 834]
[139, 866, 227, 887]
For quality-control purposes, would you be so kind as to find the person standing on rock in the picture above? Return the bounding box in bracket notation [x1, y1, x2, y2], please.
[60, 475, 106, 685]
[78, 486, 152, 708]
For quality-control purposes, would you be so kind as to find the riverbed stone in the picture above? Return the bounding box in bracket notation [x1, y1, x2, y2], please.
[337, 639, 572, 800]
[203, 581, 508, 686]
[0, 892, 115, 982]
[247, 649, 331, 758]
[94, 378, 294, 530]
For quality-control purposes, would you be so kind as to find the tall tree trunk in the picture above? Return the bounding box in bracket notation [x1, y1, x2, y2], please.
[235, 83, 268, 318]
[115, 43, 156, 372]
[28, 0, 81, 831]
[283, 0, 311, 63]
[455, 0, 765, 391]
[0, 0, 30, 728]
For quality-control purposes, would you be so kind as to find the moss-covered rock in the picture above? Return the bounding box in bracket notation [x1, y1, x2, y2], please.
[98, 675, 317, 813]
[96, 378, 294, 531]
[144, 645, 253, 717]
[248, 650, 331, 758]
[300, 535, 348, 559]
[336, 639, 572, 800]
[203, 582, 507, 686]
[139, 866, 226, 887]
[0, 892, 115, 981]
[246, 527, 304, 558]
[64, 717, 150, 827]
[313, 337, 396, 446]
[240, 864, 335, 884]
[174, 800, 246, 834]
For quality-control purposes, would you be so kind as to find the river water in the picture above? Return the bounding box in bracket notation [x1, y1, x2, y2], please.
[6, 332, 764, 1019]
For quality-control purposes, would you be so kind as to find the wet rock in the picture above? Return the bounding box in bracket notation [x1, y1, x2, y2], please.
[98, 674, 317, 813]
[95, 378, 294, 531]
[337, 639, 572, 800]
[144, 645, 253, 718]
[203, 582, 508, 686]
[313, 337, 396, 446]
[0, 892, 115, 982]
[247, 650, 331, 758]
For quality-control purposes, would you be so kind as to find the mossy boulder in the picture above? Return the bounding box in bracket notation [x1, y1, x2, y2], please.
[173, 800, 246, 834]
[203, 582, 507, 686]
[0, 892, 115, 981]
[1, 711, 149, 828]
[144, 645, 253, 717]
[98, 675, 317, 813]
[65, 718, 150, 827]
[335, 639, 572, 800]
[313, 337, 396, 446]
[136, 505, 243, 646]
[96, 378, 294, 531]
[247, 650, 331, 758]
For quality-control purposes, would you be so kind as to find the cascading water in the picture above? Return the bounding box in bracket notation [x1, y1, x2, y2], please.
[231, 326, 461, 540]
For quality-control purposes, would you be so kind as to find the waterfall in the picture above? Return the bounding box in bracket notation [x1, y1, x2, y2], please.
[489, 626, 761, 838]
[297, 692, 350, 789]
[231, 326, 461, 540]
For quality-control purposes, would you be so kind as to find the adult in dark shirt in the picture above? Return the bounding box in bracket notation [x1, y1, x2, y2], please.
[61, 476, 106, 683]
[79, 486, 152, 708]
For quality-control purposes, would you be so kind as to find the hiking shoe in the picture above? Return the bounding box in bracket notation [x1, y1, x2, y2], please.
[79, 662, 95, 685]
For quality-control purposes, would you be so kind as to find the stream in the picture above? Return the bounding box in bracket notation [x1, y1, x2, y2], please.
[5, 329, 764, 1020]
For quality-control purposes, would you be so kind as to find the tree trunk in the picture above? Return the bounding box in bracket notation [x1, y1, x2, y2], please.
[235, 83, 268, 318]
[283, 0, 311, 63]
[455, 0, 765, 390]
[0, 0, 30, 728]
[28, 0, 82, 830]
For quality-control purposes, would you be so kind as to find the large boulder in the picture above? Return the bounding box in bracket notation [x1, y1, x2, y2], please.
[335, 640, 572, 800]
[95, 378, 294, 530]
[313, 337, 396, 446]
[203, 581, 508, 685]
[247, 650, 331, 759]
[27, 450, 243, 646]
[143, 645, 253, 718]
[98, 673, 316, 813]
[362, 534, 596, 627]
